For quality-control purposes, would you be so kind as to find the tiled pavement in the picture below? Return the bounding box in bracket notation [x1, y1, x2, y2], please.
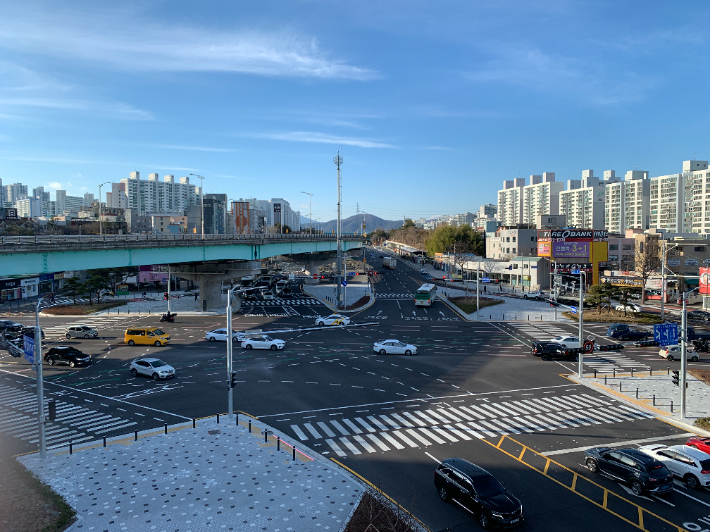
[19, 418, 364, 532]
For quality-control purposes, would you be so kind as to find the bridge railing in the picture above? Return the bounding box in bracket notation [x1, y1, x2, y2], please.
[0, 233, 363, 245]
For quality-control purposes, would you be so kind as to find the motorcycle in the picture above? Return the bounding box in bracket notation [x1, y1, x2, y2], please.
[160, 313, 176, 323]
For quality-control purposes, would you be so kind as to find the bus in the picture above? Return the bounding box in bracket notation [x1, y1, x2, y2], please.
[415, 283, 437, 307]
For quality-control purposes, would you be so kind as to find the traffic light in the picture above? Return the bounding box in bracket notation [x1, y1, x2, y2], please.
[230, 372, 237, 389]
[48, 399, 56, 421]
[672, 370, 680, 386]
[164, 292, 168, 300]
[443, 276, 446, 280]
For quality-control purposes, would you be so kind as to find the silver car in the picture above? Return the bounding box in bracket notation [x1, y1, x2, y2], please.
[129, 358, 176, 381]
[65, 325, 99, 339]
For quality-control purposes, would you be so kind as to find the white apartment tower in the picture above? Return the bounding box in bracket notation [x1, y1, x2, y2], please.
[681, 160, 710, 233]
[496, 178, 525, 226]
[111, 172, 200, 215]
[522, 172, 563, 224]
[559, 170, 609, 229]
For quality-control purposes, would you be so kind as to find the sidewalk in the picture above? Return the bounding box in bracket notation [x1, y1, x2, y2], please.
[570, 371, 710, 435]
[18, 416, 364, 532]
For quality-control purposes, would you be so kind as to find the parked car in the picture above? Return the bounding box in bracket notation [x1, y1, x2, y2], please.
[615, 303, 642, 313]
[314, 314, 351, 326]
[606, 324, 650, 341]
[420, 268, 428, 275]
[659, 345, 699, 362]
[65, 325, 99, 339]
[241, 336, 285, 350]
[523, 291, 543, 300]
[19, 326, 45, 340]
[129, 358, 175, 380]
[547, 335, 580, 349]
[0, 320, 22, 332]
[686, 435, 710, 455]
[530, 342, 575, 361]
[687, 310, 710, 322]
[205, 328, 245, 342]
[637, 444, 710, 489]
[583, 447, 674, 495]
[373, 339, 417, 356]
[44, 346, 92, 367]
[434, 458, 523, 529]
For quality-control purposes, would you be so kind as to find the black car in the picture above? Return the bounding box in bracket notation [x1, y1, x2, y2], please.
[688, 310, 710, 322]
[606, 323, 649, 341]
[20, 326, 46, 340]
[434, 458, 523, 529]
[584, 447, 674, 495]
[44, 346, 92, 367]
[530, 341, 576, 361]
[0, 320, 22, 332]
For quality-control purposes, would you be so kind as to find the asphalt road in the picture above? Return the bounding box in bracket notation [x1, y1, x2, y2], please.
[0, 248, 708, 531]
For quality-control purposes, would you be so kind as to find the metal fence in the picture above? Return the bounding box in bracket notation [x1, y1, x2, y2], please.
[0, 233, 365, 245]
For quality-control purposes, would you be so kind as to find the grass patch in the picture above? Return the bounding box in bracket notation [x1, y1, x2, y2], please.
[344, 490, 419, 532]
[43, 302, 126, 315]
[449, 296, 504, 314]
[695, 417, 710, 431]
[690, 368, 710, 386]
[561, 309, 663, 325]
[345, 296, 370, 311]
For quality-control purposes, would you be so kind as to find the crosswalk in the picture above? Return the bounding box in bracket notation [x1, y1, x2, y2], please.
[288, 393, 653, 458]
[41, 315, 149, 339]
[244, 297, 322, 306]
[374, 293, 413, 298]
[509, 323, 650, 374]
[0, 382, 138, 450]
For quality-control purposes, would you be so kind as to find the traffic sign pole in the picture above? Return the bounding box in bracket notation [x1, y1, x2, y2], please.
[681, 292, 688, 418]
[577, 272, 585, 379]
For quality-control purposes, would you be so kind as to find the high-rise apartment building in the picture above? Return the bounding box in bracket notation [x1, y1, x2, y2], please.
[521, 173, 563, 224]
[32, 186, 50, 202]
[109, 172, 200, 215]
[5, 183, 28, 203]
[680, 160, 710, 233]
[559, 170, 609, 229]
[83, 193, 95, 208]
[497, 178, 525, 226]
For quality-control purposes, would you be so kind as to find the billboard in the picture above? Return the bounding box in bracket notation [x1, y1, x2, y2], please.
[700, 267, 710, 295]
[552, 242, 589, 257]
[550, 229, 608, 241]
[233, 202, 250, 234]
[537, 242, 551, 256]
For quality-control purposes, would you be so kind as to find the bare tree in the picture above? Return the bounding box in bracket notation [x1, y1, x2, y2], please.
[635, 235, 661, 302]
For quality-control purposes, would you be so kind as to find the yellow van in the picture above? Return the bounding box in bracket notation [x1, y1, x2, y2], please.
[124, 327, 170, 347]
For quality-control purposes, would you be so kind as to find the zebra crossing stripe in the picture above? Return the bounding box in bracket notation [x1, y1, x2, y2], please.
[317, 422, 336, 437]
[342, 418, 363, 434]
[486, 418, 520, 434]
[406, 429, 432, 446]
[419, 428, 447, 444]
[443, 425, 471, 440]
[366, 433, 390, 451]
[326, 439, 347, 457]
[48, 436, 93, 450]
[402, 411, 426, 426]
[390, 413, 413, 428]
[437, 409, 464, 422]
[330, 420, 350, 436]
[339, 437, 361, 455]
[379, 432, 405, 449]
[431, 427, 458, 442]
[378, 415, 401, 430]
[456, 423, 486, 439]
[353, 435, 376, 453]
[291, 425, 308, 440]
[72, 415, 115, 428]
[355, 417, 376, 432]
[477, 419, 508, 435]
[366, 416, 389, 431]
[425, 410, 450, 423]
[304, 423, 322, 438]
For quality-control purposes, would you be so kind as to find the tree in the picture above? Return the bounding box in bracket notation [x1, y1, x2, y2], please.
[86, 275, 108, 305]
[587, 283, 617, 313]
[617, 286, 642, 317]
[64, 277, 83, 305]
[401, 218, 416, 229]
[426, 225, 484, 257]
[635, 236, 661, 302]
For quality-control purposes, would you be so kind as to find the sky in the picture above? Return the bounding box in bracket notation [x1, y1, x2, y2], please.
[1, 1, 709, 223]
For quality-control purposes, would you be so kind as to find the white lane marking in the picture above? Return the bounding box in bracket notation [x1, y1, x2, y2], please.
[405, 429, 432, 446]
[316, 422, 336, 438]
[378, 415, 401, 430]
[392, 430, 418, 447]
[330, 420, 350, 436]
[672, 487, 710, 507]
[425, 451, 442, 464]
[339, 437, 361, 455]
[354, 434, 377, 453]
[291, 425, 309, 440]
[379, 432, 405, 450]
[342, 418, 364, 434]
[303, 423, 322, 439]
[366, 416, 388, 431]
[366, 433, 391, 451]
[390, 413, 414, 428]
[431, 427, 458, 442]
[326, 439, 347, 457]
[541, 433, 695, 456]
[355, 417, 376, 432]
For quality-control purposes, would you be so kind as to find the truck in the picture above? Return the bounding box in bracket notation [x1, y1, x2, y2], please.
[383, 257, 397, 270]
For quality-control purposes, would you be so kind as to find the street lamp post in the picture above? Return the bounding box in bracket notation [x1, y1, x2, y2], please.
[226, 287, 237, 419]
[301, 192, 313, 234]
[97, 181, 110, 236]
[35, 295, 48, 459]
[190, 174, 206, 237]
[577, 271, 586, 378]
[680, 287, 699, 418]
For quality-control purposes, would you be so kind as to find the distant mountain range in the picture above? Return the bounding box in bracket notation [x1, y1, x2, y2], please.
[300, 214, 403, 233]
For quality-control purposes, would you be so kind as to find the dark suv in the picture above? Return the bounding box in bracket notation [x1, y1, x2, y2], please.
[44, 347, 92, 367]
[606, 324, 650, 341]
[530, 342, 575, 361]
[434, 458, 523, 529]
[584, 447, 674, 495]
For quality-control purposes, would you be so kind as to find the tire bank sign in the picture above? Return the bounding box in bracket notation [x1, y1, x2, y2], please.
[538, 229, 608, 284]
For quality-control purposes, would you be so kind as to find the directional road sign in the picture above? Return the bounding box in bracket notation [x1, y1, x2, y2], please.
[570, 306, 577, 314]
[482, 277, 491, 282]
[571, 269, 581, 275]
[23, 335, 34, 364]
[654, 323, 678, 346]
[342, 280, 348, 287]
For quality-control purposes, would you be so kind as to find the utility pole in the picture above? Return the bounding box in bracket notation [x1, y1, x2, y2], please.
[35, 296, 47, 459]
[577, 271, 586, 378]
[334, 152, 343, 308]
[661, 240, 667, 320]
[190, 174, 206, 237]
[97, 181, 110, 236]
[226, 287, 237, 419]
[301, 192, 313, 234]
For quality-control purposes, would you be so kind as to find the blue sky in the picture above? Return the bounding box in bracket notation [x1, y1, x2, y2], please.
[1, 1, 708, 223]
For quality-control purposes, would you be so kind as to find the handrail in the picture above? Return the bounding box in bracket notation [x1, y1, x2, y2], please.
[0, 233, 364, 245]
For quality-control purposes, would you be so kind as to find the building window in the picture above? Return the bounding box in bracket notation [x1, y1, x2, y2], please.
[609, 244, 618, 250]
[512, 237, 516, 242]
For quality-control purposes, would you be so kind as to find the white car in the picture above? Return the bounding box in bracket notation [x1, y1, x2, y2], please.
[241, 335, 285, 351]
[523, 291, 543, 300]
[419, 268, 428, 274]
[315, 314, 351, 326]
[205, 328, 245, 343]
[548, 336, 581, 349]
[129, 358, 175, 381]
[659, 345, 699, 362]
[373, 339, 417, 356]
[638, 444, 710, 489]
[65, 325, 99, 339]
[615, 303, 642, 313]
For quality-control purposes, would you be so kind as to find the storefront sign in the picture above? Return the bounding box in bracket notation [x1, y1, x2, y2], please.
[668, 259, 681, 266]
[685, 259, 699, 266]
[550, 229, 608, 242]
[552, 242, 589, 258]
[700, 267, 710, 295]
[0, 279, 21, 290]
[537, 242, 551, 256]
[603, 276, 644, 287]
[20, 278, 39, 286]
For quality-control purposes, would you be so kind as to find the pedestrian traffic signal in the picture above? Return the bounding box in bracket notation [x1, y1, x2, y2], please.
[230, 372, 237, 389]
[164, 292, 168, 300]
[672, 370, 680, 386]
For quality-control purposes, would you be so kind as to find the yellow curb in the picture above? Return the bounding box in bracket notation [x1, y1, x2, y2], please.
[590, 382, 670, 416]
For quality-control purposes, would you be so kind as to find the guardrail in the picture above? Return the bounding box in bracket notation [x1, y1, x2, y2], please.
[0, 233, 365, 245]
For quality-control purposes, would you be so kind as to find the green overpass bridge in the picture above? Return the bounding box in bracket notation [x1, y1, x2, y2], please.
[0, 233, 364, 308]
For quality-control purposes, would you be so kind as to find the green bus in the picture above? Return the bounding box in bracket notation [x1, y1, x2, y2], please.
[415, 283, 437, 307]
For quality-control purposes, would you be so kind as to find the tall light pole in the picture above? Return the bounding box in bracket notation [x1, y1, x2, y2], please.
[190, 174, 206, 237]
[577, 271, 586, 378]
[35, 295, 49, 459]
[301, 192, 313, 234]
[226, 286, 237, 419]
[334, 152, 343, 308]
[97, 181, 110, 236]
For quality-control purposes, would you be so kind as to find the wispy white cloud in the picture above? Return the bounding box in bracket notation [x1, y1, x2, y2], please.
[47, 182, 62, 190]
[247, 131, 395, 148]
[150, 144, 235, 153]
[423, 145, 455, 151]
[0, 6, 376, 81]
[0, 97, 152, 120]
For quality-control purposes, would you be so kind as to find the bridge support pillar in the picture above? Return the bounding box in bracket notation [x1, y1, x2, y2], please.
[196, 275, 223, 311]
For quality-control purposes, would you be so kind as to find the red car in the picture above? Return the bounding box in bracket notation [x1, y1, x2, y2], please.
[686, 436, 710, 454]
